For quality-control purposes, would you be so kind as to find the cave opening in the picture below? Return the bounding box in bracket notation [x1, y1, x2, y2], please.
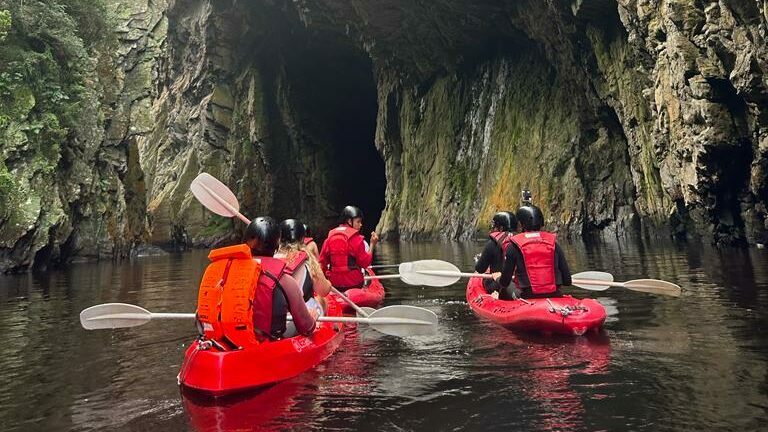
[281, 28, 385, 238]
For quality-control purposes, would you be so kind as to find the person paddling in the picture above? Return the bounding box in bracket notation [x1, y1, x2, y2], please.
[245, 217, 317, 339]
[276, 219, 332, 316]
[494, 205, 572, 299]
[302, 223, 321, 260]
[475, 211, 517, 273]
[319, 206, 378, 291]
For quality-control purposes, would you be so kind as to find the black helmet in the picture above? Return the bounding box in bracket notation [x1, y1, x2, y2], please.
[491, 211, 515, 231]
[341, 206, 363, 222]
[279, 219, 306, 244]
[245, 216, 280, 255]
[516, 206, 544, 232]
[505, 211, 519, 231]
[302, 223, 312, 237]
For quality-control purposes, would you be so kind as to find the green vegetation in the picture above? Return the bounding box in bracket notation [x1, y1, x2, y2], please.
[0, 9, 9, 41]
[0, 0, 113, 231]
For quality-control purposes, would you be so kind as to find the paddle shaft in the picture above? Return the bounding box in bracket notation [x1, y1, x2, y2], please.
[329, 286, 370, 317]
[364, 274, 402, 280]
[572, 278, 625, 288]
[413, 270, 494, 279]
[93, 311, 428, 326]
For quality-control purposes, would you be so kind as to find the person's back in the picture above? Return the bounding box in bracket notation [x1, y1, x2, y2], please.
[475, 211, 517, 274]
[246, 217, 316, 339]
[319, 206, 377, 290]
[277, 219, 331, 315]
[496, 205, 571, 299]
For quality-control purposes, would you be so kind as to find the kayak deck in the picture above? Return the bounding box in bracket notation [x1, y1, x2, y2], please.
[329, 268, 385, 313]
[466, 276, 606, 336]
[177, 300, 345, 396]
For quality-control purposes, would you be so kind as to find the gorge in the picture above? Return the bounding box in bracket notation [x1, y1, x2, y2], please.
[1, 0, 766, 272]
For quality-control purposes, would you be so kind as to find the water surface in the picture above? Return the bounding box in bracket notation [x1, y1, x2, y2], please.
[1, 239, 767, 431]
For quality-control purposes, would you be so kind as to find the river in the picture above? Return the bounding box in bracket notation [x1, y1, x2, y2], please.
[1, 238, 767, 431]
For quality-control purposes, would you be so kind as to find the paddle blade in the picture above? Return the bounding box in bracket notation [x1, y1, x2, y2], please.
[625, 279, 682, 297]
[367, 305, 438, 337]
[80, 303, 152, 330]
[190, 173, 241, 218]
[399, 260, 462, 287]
[571, 271, 614, 291]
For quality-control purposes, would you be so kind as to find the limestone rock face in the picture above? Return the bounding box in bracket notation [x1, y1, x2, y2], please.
[1, 0, 766, 272]
[295, 0, 768, 243]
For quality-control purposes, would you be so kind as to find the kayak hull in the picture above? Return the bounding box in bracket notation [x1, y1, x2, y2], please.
[177, 300, 345, 396]
[329, 268, 385, 313]
[466, 276, 606, 336]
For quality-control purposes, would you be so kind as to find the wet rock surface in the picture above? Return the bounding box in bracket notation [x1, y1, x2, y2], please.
[1, 0, 767, 271]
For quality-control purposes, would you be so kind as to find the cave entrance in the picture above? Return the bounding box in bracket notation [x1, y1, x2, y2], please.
[283, 30, 385, 238]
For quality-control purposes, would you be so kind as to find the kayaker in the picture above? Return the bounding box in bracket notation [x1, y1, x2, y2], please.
[494, 205, 572, 299]
[319, 205, 378, 290]
[302, 223, 321, 260]
[475, 211, 517, 273]
[475, 211, 517, 294]
[276, 219, 332, 316]
[245, 216, 317, 339]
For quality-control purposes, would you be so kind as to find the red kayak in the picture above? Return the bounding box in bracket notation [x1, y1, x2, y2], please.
[329, 268, 385, 313]
[466, 276, 606, 336]
[177, 298, 346, 396]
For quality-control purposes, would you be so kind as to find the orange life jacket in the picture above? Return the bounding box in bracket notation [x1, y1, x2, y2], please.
[196, 244, 262, 348]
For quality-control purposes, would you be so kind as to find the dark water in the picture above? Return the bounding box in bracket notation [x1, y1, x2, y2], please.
[1, 239, 767, 431]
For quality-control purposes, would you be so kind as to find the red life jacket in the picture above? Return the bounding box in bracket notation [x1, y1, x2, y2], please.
[196, 244, 262, 348]
[325, 225, 364, 289]
[283, 251, 308, 276]
[489, 231, 514, 256]
[510, 231, 558, 295]
[251, 256, 288, 339]
[303, 237, 314, 246]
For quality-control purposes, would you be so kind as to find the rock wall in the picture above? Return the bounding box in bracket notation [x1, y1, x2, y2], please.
[1, 0, 766, 272]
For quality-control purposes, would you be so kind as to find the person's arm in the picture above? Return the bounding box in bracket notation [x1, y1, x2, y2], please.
[308, 259, 332, 297]
[555, 243, 572, 286]
[474, 240, 498, 273]
[279, 274, 316, 335]
[497, 245, 517, 288]
[307, 241, 320, 260]
[351, 235, 374, 268]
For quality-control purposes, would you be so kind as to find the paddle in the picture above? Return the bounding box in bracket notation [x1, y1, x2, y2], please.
[368, 264, 401, 269]
[384, 259, 682, 297]
[80, 303, 438, 337]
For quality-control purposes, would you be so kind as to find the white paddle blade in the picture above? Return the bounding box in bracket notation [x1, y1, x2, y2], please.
[571, 271, 614, 291]
[625, 279, 682, 297]
[368, 305, 438, 337]
[190, 173, 241, 218]
[80, 303, 152, 330]
[357, 307, 376, 318]
[399, 260, 462, 287]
